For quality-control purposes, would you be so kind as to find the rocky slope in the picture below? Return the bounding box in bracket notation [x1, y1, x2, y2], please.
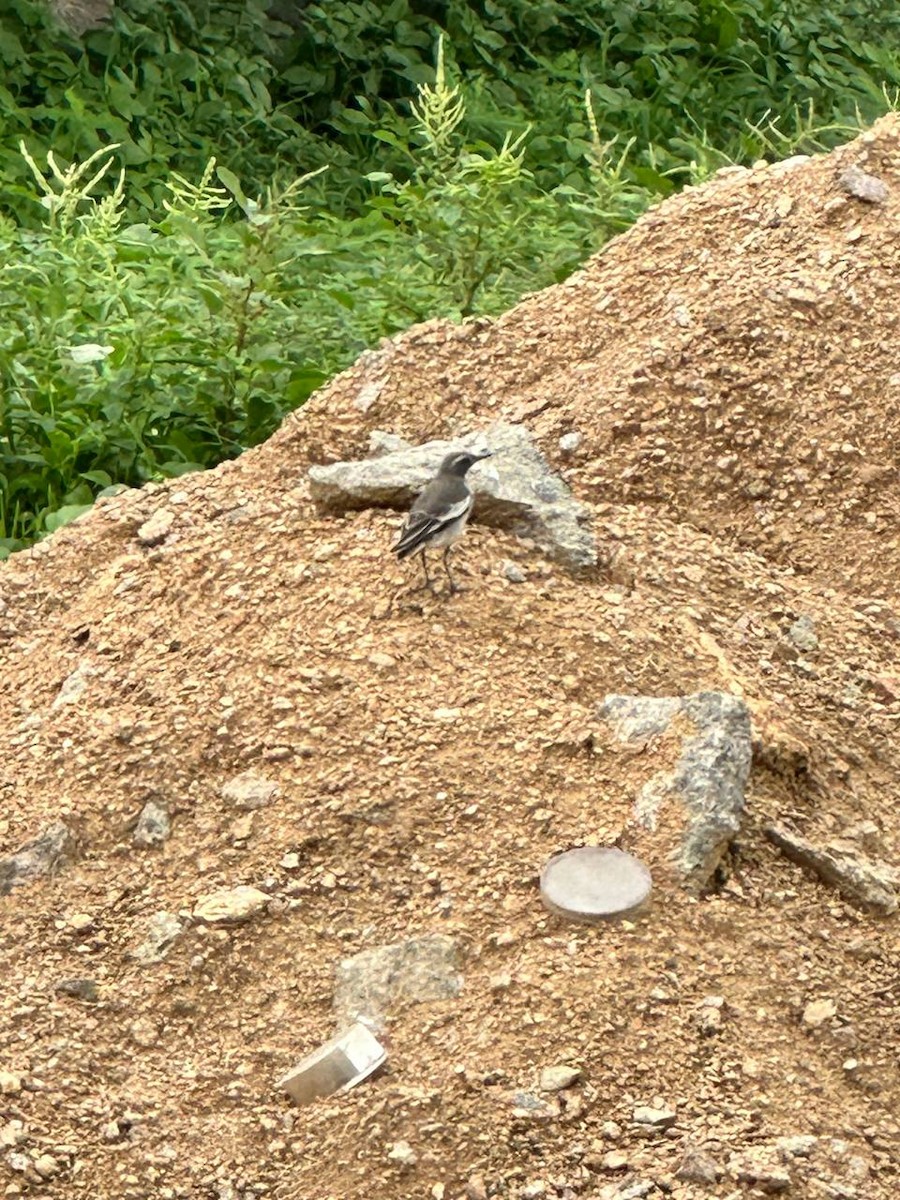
[0, 118, 898, 1200]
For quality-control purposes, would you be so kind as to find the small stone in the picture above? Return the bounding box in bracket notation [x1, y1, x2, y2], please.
[137, 508, 175, 546]
[7, 1152, 30, 1172]
[696, 996, 725, 1036]
[101, 1120, 123, 1143]
[675, 1146, 721, 1184]
[465, 1174, 488, 1200]
[229, 814, 255, 842]
[32, 1155, 59, 1180]
[787, 614, 819, 653]
[387, 1140, 417, 1167]
[280, 852, 300, 870]
[539, 1065, 581, 1092]
[601, 1121, 623, 1141]
[67, 912, 95, 932]
[776, 1136, 818, 1160]
[598, 1181, 655, 1200]
[52, 664, 94, 708]
[0, 822, 73, 895]
[0, 1072, 23, 1095]
[55, 977, 99, 1002]
[133, 800, 171, 847]
[603, 1151, 629, 1171]
[633, 1104, 676, 1128]
[520, 1182, 547, 1199]
[0, 1121, 26, 1148]
[193, 885, 269, 925]
[508, 1091, 557, 1121]
[130, 1016, 159, 1048]
[559, 431, 583, 454]
[503, 561, 527, 584]
[134, 911, 184, 963]
[732, 1154, 792, 1193]
[802, 998, 836, 1028]
[838, 165, 888, 204]
[221, 774, 280, 811]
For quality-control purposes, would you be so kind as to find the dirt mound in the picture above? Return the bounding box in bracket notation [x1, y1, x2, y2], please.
[290, 113, 900, 596]
[0, 121, 898, 1200]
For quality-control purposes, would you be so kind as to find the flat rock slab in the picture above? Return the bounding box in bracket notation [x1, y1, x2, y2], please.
[0, 822, 74, 895]
[308, 423, 596, 570]
[334, 934, 462, 1025]
[600, 691, 752, 892]
[766, 824, 897, 915]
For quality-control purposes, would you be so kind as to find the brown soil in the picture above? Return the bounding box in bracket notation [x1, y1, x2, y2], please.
[1, 118, 899, 1200]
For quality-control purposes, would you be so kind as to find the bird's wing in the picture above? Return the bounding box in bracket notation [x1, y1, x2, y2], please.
[393, 493, 472, 559]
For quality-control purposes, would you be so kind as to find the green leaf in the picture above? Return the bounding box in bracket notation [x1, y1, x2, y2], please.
[44, 503, 92, 533]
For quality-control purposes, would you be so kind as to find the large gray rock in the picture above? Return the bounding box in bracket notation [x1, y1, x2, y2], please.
[308, 423, 596, 569]
[0, 822, 73, 895]
[334, 934, 462, 1025]
[601, 691, 752, 892]
[765, 825, 897, 915]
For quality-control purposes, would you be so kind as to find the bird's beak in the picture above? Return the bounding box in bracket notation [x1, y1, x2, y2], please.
[475, 449, 494, 459]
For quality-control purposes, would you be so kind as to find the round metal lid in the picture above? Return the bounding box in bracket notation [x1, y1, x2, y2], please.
[540, 846, 652, 924]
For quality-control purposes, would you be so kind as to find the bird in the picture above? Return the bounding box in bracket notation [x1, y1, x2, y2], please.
[393, 448, 493, 594]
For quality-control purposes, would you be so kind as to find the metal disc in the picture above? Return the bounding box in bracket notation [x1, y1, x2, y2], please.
[540, 846, 652, 924]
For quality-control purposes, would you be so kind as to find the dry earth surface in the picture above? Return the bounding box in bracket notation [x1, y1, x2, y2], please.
[1, 118, 899, 1200]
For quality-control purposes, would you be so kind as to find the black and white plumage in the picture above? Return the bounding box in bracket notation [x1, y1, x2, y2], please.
[393, 449, 492, 593]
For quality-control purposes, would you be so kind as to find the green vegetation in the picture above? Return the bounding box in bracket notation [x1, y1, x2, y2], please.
[1, 0, 899, 553]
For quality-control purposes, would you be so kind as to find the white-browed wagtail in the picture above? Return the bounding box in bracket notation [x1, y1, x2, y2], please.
[393, 449, 493, 593]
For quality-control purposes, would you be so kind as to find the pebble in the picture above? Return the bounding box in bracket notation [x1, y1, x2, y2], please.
[732, 1153, 792, 1194]
[675, 1146, 721, 1184]
[802, 997, 836, 1028]
[838, 165, 889, 204]
[32, 1154, 59, 1179]
[503, 561, 527, 584]
[539, 1064, 581, 1092]
[603, 1151, 629, 1171]
[137, 508, 175, 546]
[787, 614, 819, 653]
[193, 885, 269, 925]
[221, 774, 280, 811]
[559, 431, 583, 454]
[134, 911, 184, 963]
[0, 1072, 23, 1095]
[133, 800, 171, 847]
[776, 1136, 818, 1159]
[520, 1182, 547, 1199]
[465, 1174, 488, 1200]
[386, 1140, 417, 1167]
[633, 1103, 676, 1128]
[55, 977, 99, 1002]
[508, 1091, 558, 1121]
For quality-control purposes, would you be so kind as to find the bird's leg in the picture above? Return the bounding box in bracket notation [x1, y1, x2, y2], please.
[416, 549, 435, 593]
[442, 547, 460, 594]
